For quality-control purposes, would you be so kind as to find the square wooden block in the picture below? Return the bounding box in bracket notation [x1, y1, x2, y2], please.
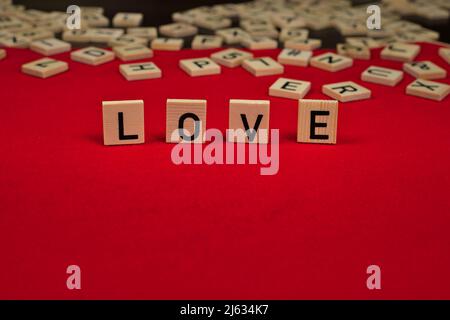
[0, 35, 29, 48]
[297, 99, 338, 144]
[151, 38, 183, 51]
[242, 57, 284, 77]
[216, 28, 249, 45]
[241, 36, 278, 50]
[269, 77, 311, 100]
[159, 22, 198, 38]
[62, 30, 91, 43]
[113, 45, 153, 61]
[403, 61, 447, 80]
[210, 48, 253, 68]
[361, 65, 404, 87]
[108, 35, 148, 47]
[284, 38, 322, 51]
[279, 27, 308, 41]
[87, 28, 124, 43]
[380, 43, 420, 62]
[322, 81, 371, 102]
[30, 38, 71, 56]
[102, 100, 145, 146]
[277, 48, 312, 67]
[346, 37, 381, 49]
[195, 15, 232, 30]
[21, 58, 68, 78]
[71, 47, 115, 66]
[120, 62, 161, 81]
[0, 49, 6, 60]
[112, 13, 143, 27]
[166, 99, 207, 143]
[310, 52, 353, 72]
[127, 27, 158, 40]
[191, 35, 223, 49]
[228, 99, 270, 144]
[439, 47, 450, 65]
[179, 57, 221, 77]
[337, 43, 370, 60]
[406, 79, 450, 101]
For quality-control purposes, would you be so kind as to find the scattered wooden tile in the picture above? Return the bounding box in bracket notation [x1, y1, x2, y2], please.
[269, 77, 311, 100]
[438, 47, 450, 64]
[403, 61, 447, 80]
[242, 57, 284, 77]
[62, 30, 91, 43]
[297, 99, 338, 144]
[108, 35, 148, 47]
[166, 99, 207, 143]
[179, 57, 221, 77]
[71, 47, 115, 66]
[279, 27, 308, 42]
[112, 13, 143, 28]
[151, 38, 183, 51]
[119, 62, 161, 81]
[21, 58, 68, 78]
[284, 38, 322, 51]
[361, 65, 404, 86]
[277, 48, 312, 67]
[0, 49, 5, 60]
[406, 79, 450, 101]
[191, 35, 223, 49]
[87, 28, 124, 43]
[0, 35, 29, 48]
[380, 42, 420, 62]
[210, 48, 253, 68]
[310, 52, 353, 72]
[346, 37, 380, 49]
[159, 22, 198, 38]
[127, 27, 158, 40]
[322, 81, 371, 102]
[29, 38, 71, 56]
[337, 43, 370, 60]
[102, 100, 145, 146]
[228, 99, 270, 144]
[113, 45, 153, 61]
[241, 36, 277, 50]
[194, 15, 232, 30]
[216, 28, 250, 45]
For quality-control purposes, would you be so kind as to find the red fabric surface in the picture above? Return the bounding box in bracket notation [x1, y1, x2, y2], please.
[0, 43, 449, 299]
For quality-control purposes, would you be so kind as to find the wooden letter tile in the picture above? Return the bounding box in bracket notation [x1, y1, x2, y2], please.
[406, 79, 450, 101]
[269, 77, 311, 100]
[21, 58, 68, 78]
[322, 81, 371, 102]
[403, 61, 447, 80]
[191, 35, 223, 49]
[380, 43, 420, 62]
[336, 43, 370, 60]
[228, 99, 270, 144]
[127, 27, 158, 40]
[297, 99, 338, 144]
[284, 38, 322, 51]
[30, 38, 71, 56]
[241, 36, 278, 50]
[87, 28, 124, 43]
[0, 49, 6, 60]
[159, 23, 198, 38]
[151, 38, 183, 51]
[112, 13, 143, 28]
[210, 48, 253, 68]
[216, 28, 249, 45]
[113, 45, 153, 61]
[242, 57, 284, 77]
[166, 99, 207, 143]
[179, 57, 221, 77]
[120, 62, 161, 81]
[108, 35, 148, 47]
[361, 66, 404, 86]
[277, 48, 312, 67]
[71, 47, 115, 65]
[439, 48, 450, 65]
[310, 52, 353, 72]
[279, 28, 309, 42]
[102, 100, 145, 146]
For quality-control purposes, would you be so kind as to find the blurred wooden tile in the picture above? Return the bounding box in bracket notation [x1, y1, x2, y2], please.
[322, 81, 371, 102]
[216, 28, 249, 45]
[228, 99, 270, 144]
[439, 48, 450, 64]
[241, 36, 277, 50]
[71, 47, 115, 66]
[120, 62, 161, 81]
[179, 57, 221, 77]
[277, 48, 312, 67]
[284, 38, 322, 51]
[279, 27, 308, 41]
[15, 28, 54, 41]
[210, 48, 253, 68]
[0, 49, 6, 60]
[406, 79, 450, 101]
[297, 99, 338, 144]
[194, 15, 232, 30]
[159, 22, 198, 38]
[381, 42, 420, 62]
[337, 43, 370, 60]
[403, 60, 446, 80]
[87, 28, 124, 43]
[102, 100, 145, 146]
[191, 35, 223, 49]
[21, 58, 68, 78]
[108, 35, 148, 47]
[269, 77, 311, 100]
[166, 99, 207, 143]
[310, 52, 353, 72]
[62, 30, 91, 43]
[242, 57, 284, 77]
[113, 45, 153, 62]
[30, 38, 71, 56]
[0, 35, 29, 48]
[112, 13, 143, 28]
[346, 37, 380, 49]
[361, 66, 404, 86]
[151, 38, 183, 51]
[246, 25, 279, 39]
[127, 27, 157, 40]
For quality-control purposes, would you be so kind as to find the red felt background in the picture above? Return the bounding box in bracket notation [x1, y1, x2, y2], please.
[0, 42, 449, 299]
